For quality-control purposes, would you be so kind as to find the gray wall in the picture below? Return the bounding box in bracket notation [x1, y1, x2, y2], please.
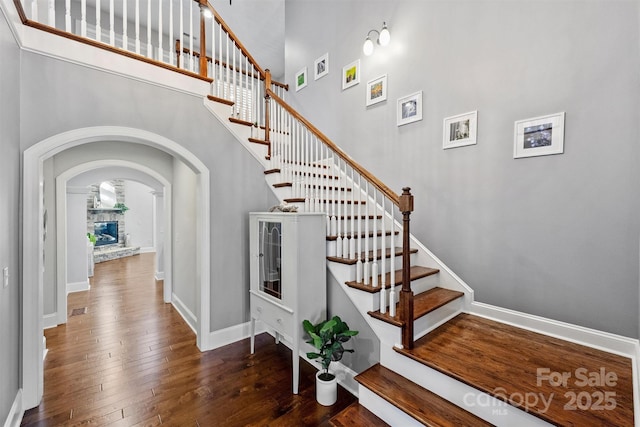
[285, 0, 640, 338]
[124, 180, 155, 249]
[18, 50, 272, 334]
[0, 7, 21, 422]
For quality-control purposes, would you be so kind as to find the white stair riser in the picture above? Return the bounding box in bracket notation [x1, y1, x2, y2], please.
[358, 386, 423, 427]
[413, 298, 464, 340]
[326, 253, 418, 282]
[379, 347, 554, 427]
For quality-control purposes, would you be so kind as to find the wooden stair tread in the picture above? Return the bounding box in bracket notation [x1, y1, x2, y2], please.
[206, 94, 234, 106]
[395, 313, 634, 427]
[248, 137, 269, 146]
[327, 247, 418, 265]
[327, 230, 398, 242]
[355, 364, 493, 427]
[346, 266, 439, 293]
[329, 402, 389, 427]
[368, 287, 463, 326]
[229, 117, 252, 127]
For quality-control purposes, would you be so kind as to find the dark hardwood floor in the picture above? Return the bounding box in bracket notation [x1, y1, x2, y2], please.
[22, 253, 355, 426]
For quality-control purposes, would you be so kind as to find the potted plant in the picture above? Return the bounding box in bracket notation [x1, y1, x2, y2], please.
[302, 315, 358, 406]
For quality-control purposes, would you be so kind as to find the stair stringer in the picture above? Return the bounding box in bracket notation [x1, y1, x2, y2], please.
[375, 345, 554, 427]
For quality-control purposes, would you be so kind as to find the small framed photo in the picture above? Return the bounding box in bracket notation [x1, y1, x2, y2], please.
[397, 91, 423, 126]
[342, 59, 360, 90]
[314, 53, 329, 80]
[514, 112, 565, 158]
[366, 74, 387, 107]
[443, 111, 478, 149]
[295, 67, 307, 91]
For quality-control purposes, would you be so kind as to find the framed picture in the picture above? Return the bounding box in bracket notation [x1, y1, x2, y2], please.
[366, 74, 387, 107]
[397, 91, 423, 126]
[295, 67, 307, 91]
[342, 59, 360, 90]
[514, 112, 565, 158]
[443, 111, 478, 149]
[314, 53, 329, 80]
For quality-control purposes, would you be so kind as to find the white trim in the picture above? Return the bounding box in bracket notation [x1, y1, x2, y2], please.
[66, 280, 90, 294]
[470, 301, 639, 358]
[205, 320, 266, 351]
[3, 389, 23, 427]
[154, 272, 165, 281]
[22, 126, 211, 410]
[139, 247, 155, 253]
[43, 313, 57, 329]
[172, 293, 197, 333]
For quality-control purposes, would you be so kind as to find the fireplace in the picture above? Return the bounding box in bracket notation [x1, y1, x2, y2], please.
[94, 221, 119, 247]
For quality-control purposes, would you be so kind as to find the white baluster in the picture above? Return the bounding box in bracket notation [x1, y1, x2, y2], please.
[157, 0, 163, 61]
[48, 0, 54, 27]
[65, 0, 71, 32]
[122, 0, 128, 50]
[147, 0, 153, 57]
[217, 24, 222, 96]
[81, 0, 87, 38]
[372, 189, 379, 288]
[380, 197, 387, 313]
[356, 175, 363, 283]
[363, 181, 370, 285]
[389, 206, 396, 317]
[30, 0, 37, 24]
[168, 0, 173, 65]
[304, 131, 310, 212]
[225, 32, 229, 98]
[135, 0, 140, 54]
[96, 0, 101, 42]
[350, 169, 356, 260]
[109, 0, 115, 46]
[232, 42, 237, 107]
[342, 161, 349, 258]
[189, 0, 194, 70]
[330, 153, 337, 236]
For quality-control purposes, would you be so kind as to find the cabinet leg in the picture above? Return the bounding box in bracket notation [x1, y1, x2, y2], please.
[275, 332, 280, 344]
[293, 344, 299, 394]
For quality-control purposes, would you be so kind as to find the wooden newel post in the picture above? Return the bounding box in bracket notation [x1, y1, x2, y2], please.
[198, 0, 208, 78]
[264, 69, 272, 157]
[399, 187, 414, 349]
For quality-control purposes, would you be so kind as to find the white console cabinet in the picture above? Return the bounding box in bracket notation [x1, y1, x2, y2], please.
[249, 212, 327, 394]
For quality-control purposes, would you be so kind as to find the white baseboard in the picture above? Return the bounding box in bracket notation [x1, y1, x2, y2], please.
[67, 280, 90, 294]
[470, 301, 638, 358]
[154, 271, 165, 281]
[3, 389, 23, 427]
[201, 320, 267, 351]
[140, 247, 155, 254]
[43, 313, 57, 329]
[171, 293, 197, 333]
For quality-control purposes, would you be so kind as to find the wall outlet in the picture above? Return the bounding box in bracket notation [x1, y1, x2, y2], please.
[3, 267, 8, 288]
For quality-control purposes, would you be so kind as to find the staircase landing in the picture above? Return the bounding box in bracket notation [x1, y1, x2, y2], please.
[396, 313, 634, 426]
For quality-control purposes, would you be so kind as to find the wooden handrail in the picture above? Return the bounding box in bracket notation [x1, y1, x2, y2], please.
[267, 88, 400, 206]
[175, 42, 288, 89]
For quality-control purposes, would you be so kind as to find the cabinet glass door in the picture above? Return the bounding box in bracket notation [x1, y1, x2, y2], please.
[259, 221, 282, 299]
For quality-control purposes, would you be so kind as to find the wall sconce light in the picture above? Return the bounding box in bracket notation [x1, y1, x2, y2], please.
[363, 22, 390, 56]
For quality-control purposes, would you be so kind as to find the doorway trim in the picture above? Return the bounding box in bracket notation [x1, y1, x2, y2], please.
[55, 160, 173, 326]
[22, 126, 210, 410]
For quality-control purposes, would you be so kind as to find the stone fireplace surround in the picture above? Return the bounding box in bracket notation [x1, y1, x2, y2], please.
[87, 180, 140, 263]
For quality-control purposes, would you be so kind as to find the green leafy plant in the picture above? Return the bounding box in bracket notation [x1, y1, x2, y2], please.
[303, 315, 358, 381]
[87, 233, 97, 245]
[114, 202, 129, 212]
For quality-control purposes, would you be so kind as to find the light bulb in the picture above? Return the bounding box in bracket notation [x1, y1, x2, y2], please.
[363, 37, 374, 56]
[379, 23, 390, 46]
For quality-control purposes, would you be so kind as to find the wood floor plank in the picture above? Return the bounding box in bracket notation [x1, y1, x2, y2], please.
[22, 253, 355, 426]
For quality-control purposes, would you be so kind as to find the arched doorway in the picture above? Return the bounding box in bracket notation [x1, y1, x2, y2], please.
[22, 126, 211, 409]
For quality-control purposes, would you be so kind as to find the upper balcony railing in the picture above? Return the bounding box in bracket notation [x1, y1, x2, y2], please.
[14, 0, 287, 129]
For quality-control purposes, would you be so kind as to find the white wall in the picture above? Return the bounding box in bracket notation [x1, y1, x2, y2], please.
[124, 180, 154, 250]
[285, 0, 640, 338]
[0, 6, 22, 423]
[66, 187, 89, 290]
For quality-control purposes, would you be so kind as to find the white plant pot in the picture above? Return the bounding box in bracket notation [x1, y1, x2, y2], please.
[316, 371, 337, 406]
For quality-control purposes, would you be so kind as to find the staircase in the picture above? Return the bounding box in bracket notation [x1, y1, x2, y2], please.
[14, 0, 636, 425]
[207, 97, 635, 427]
